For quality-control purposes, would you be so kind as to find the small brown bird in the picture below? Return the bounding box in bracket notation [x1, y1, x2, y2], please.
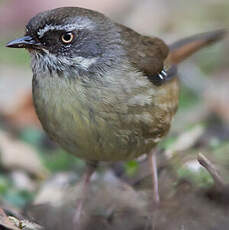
[6, 7, 226, 223]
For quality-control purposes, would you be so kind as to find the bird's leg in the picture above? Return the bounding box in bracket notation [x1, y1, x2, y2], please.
[148, 149, 160, 204]
[73, 161, 98, 225]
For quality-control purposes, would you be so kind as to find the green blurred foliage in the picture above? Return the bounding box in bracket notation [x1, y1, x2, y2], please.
[0, 174, 34, 208]
[4, 189, 34, 208]
[42, 149, 84, 173]
[125, 160, 139, 176]
[1, 39, 30, 66]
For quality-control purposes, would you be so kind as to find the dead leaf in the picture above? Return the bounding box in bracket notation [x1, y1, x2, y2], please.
[0, 130, 48, 178]
[166, 125, 205, 158]
[4, 91, 41, 128]
[0, 65, 40, 128]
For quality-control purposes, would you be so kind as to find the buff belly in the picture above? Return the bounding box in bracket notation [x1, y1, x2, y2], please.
[32, 72, 179, 162]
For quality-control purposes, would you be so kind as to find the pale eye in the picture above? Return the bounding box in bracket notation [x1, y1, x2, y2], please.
[61, 32, 74, 44]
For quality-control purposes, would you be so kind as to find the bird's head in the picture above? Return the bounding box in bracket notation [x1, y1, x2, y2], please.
[6, 7, 125, 76]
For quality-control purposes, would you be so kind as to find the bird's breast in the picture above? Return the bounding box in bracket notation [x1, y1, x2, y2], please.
[32, 69, 179, 161]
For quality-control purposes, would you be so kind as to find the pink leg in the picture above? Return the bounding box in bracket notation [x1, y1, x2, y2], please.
[73, 161, 97, 226]
[148, 150, 160, 204]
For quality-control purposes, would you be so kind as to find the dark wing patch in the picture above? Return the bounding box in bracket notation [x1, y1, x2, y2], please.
[149, 65, 178, 86]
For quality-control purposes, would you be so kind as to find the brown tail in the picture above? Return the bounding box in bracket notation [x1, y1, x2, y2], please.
[168, 29, 227, 65]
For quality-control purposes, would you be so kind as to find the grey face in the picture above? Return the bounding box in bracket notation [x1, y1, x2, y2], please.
[7, 7, 125, 75]
[28, 20, 101, 59]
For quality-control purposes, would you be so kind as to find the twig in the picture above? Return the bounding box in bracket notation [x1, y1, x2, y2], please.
[198, 153, 225, 188]
[0, 208, 20, 230]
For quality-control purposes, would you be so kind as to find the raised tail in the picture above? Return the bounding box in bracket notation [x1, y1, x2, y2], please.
[167, 29, 227, 65]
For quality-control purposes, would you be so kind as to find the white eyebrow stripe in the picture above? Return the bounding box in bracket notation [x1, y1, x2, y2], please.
[37, 19, 94, 38]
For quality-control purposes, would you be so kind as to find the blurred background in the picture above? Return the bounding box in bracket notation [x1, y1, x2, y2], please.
[0, 0, 229, 229]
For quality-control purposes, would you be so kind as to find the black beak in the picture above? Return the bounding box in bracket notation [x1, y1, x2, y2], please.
[6, 36, 40, 49]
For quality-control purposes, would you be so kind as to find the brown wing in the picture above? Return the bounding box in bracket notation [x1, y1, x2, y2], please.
[117, 24, 169, 78]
